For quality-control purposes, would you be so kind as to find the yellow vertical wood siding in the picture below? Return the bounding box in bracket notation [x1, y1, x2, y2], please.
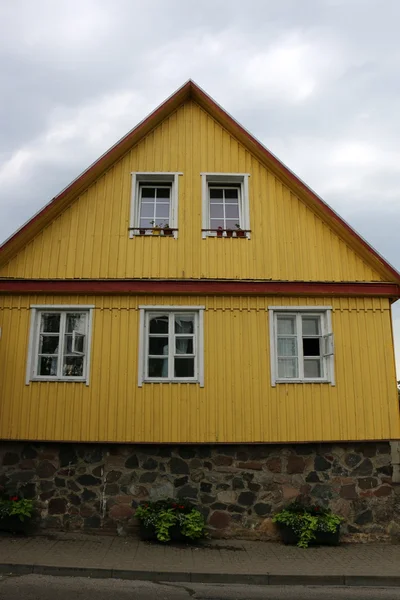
[0, 295, 398, 443]
[0, 101, 382, 282]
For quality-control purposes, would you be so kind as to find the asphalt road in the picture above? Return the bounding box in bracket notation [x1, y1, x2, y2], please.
[1, 575, 400, 600]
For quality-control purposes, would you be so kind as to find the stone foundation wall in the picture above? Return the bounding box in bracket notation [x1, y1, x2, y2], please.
[0, 442, 398, 540]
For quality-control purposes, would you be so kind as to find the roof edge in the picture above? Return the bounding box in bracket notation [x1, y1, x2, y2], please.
[1, 79, 399, 284]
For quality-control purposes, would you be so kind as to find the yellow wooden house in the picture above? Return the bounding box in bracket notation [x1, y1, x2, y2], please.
[0, 81, 399, 537]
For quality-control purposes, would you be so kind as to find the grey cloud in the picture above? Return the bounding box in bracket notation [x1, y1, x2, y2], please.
[0, 0, 399, 370]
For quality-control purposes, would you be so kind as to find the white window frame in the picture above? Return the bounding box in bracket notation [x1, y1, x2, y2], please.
[201, 173, 250, 239]
[26, 305, 94, 386]
[129, 172, 182, 239]
[138, 306, 205, 387]
[268, 306, 335, 387]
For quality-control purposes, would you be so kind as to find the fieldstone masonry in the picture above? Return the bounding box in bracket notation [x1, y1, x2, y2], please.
[1, 442, 399, 540]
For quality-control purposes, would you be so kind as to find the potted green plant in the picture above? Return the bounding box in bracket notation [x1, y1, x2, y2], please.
[135, 498, 207, 543]
[226, 228, 233, 238]
[150, 221, 161, 236]
[216, 226, 223, 238]
[235, 224, 245, 238]
[163, 223, 173, 237]
[0, 489, 34, 534]
[273, 500, 342, 548]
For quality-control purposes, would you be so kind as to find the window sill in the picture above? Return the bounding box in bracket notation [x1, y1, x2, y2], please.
[142, 379, 200, 384]
[202, 230, 251, 239]
[129, 228, 178, 239]
[275, 379, 331, 384]
[29, 377, 87, 383]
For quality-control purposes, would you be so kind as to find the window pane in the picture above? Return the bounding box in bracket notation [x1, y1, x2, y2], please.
[303, 338, 320, 357]
[175, 358, 194, 377]
[66, 313, 86, 334]
[64, 334, 84, 354]
[304, 359, 322, 378]
[39, 335, 59, 355]
[40, 314, 60, 333]
[148, 358, 168, 377]
[38, 356, 58, 376]
[210, 218, 225, 229]
[209, 188, 223, 200]
[210, 204, 224, 218]
[155, 203, 170, 219]
[139, 218, 153, 229]
[156, 187, 171, 199]
[302, 316, 320, 336]
[277, 337, 297, 357]
[277, 316, 296, 335]
[149, 337, 169, 355]
[175, 315, 194, 333]
[63, 356, 84, 377]
[140, 203, 154, 218]
[224, 188, 239, 200]
[225, 219, 237, 230]
[149, 316, 169, 334]
[176, 337, 193, 354]
[278, 358, 298, 378]
[225, 204, 240, 219]
[141, 187, 155, 198]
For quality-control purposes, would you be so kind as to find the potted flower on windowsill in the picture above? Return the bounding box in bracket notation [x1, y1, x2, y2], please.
[135, 498, 207, 543]
[0, 489, 34, 534]
[273, 500, 342, 548]
[163, 223, 173, 237]
[235, 224, 245, 238]
[216, 226, 223, 238]
[150, 221, 161, 236]
[226, 228, 233, 238]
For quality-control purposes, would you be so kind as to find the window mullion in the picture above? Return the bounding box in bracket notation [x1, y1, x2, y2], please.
[238, 184, 243, 228]
[58, 312, 66, 379]
[144, 314, 149, 379]
[195, 314, 198, 378]
[169, 313, 174, 380]
[297, 314, 304, 379]
[222, 191, 226, 230]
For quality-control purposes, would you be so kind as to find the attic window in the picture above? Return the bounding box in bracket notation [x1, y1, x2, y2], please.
[129, 173, 182, 238]
[201, 173, 250, 238]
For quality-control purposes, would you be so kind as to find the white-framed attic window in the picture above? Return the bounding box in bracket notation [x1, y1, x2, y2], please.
[129, 172, 182, 238]
[26, 305, 94, 385]
[268, 306, 335, 387]
[201, 173, 250, 238]
[138, 306, 205, 386]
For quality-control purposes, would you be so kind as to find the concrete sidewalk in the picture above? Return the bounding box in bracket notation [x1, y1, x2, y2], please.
[0, 534, 400, 586]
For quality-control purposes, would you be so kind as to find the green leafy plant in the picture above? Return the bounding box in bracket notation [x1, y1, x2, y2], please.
[135, 498, 207, 543]
[273, 501, 342, 548]
[0, 489, 34, 523]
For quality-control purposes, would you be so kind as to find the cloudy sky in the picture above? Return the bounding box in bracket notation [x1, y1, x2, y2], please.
[1, 0, 399, 375]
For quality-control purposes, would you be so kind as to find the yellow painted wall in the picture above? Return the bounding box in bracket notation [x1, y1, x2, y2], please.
[0, 101, 382, 282]
[0, 294, 398, 443]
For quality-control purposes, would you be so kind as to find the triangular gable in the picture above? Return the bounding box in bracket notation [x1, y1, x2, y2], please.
[1, 80, 399, 284]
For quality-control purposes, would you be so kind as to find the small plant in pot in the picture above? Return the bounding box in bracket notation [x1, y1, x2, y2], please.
[0, 488, 34, 534]
[226, 228, 233, 238]
[139, 227, 146, 235]
[216, 226, 224, 238]
[273, 500, 342, 548]
[235, 224, 245, 238]
[150, 221, 161, 236]
[135, 498, 207, 543]
[163, 223, 173, 236]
